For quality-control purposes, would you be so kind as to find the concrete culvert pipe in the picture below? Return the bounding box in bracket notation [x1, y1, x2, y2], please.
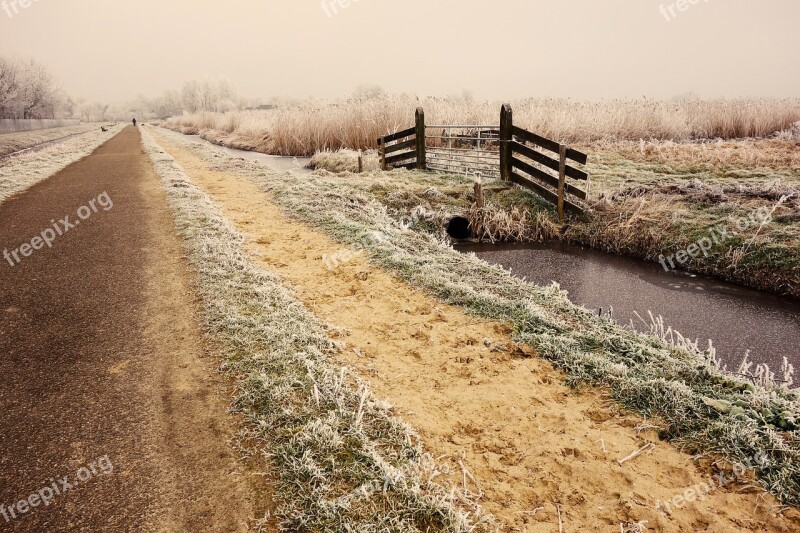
[446, 216, 471, 240]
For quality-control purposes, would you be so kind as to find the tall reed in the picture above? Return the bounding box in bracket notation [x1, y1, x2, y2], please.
[165, 96, 800, 156]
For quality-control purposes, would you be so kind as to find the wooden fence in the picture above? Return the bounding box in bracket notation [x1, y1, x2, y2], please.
[376, 108, 426, 171]
[378, 104, 589, 221]
[501, 104, 588, 219]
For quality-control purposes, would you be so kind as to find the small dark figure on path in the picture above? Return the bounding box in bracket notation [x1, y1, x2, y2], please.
[132, 118, 137, 127]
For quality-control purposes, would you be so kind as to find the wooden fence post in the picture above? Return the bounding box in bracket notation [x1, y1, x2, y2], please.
[558, 144, 567, 222]
[500, 104, 513, 182]
[415, 107, 426, 170]
[474, 175, 485, 209]
[379, 140, 386, 170]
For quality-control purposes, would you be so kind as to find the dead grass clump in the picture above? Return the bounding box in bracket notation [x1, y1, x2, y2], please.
[598, 138, 800, 174]
[469, 204, 557, 243]
[634, 179, 799, 207]
[309, 149, 381, 173]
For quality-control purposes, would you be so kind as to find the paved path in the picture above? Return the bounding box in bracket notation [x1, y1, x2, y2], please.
[0, 126, 269, 532]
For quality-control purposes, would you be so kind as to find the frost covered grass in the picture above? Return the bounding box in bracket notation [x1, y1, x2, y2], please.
[140, 128, 492, 532]
[165, 96, 800, 156]
[295, 140, 800, 298]
[571, 143, 800, 298]
[0, 124, 101, 157]
[163, 96, 800, 298]
[152, 127, 800, 509]
[0, 124, 125, 204]
[308, 149, 381, 173]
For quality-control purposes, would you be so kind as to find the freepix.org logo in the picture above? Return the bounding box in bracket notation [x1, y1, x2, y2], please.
[1, 456, 113, 524]
[2, 0, 42, 19]
[659, 0, 711, 22]
[3, 192, 114, 268]
[321, 0, 361, 18]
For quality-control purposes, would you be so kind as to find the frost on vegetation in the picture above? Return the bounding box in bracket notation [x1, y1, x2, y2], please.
[309, 148, 381, 173]
[140, 128, 492, 532]
[150, 126, 800, 508]
[0, 125, 125, 204]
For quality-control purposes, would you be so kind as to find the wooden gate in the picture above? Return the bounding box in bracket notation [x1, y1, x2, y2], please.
[377, 104, 590, 221]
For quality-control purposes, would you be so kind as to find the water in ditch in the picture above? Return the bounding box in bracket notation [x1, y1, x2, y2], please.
[184, 134, 312, 173]
[456, 241, 800, 373]
[178, 131, 799, 375]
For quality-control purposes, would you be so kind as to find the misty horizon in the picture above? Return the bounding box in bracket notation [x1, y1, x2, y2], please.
[1, 0, 798, 105]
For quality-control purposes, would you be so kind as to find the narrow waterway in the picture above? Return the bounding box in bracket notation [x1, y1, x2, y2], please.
[184, 134, 312, 173]
[175, 130, 799, 375]
[457, 241, 800, 373]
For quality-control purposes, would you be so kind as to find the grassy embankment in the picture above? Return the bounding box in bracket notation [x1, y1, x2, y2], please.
[0, 124, 126, 204]
[306, 139, 800, 298]
[163, 97, 800, 297]
[141, 128, 491, 532]
[151, 126, 800, 514]
[0, 123, 102, 157]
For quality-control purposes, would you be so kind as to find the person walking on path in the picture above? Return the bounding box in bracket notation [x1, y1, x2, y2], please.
[132, 117, 137, 127]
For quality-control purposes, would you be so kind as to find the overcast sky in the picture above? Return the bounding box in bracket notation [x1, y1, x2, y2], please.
[1, 0, 798, 103]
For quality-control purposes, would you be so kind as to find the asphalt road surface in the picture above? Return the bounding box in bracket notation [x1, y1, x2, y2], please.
[0, 126, 270, 532]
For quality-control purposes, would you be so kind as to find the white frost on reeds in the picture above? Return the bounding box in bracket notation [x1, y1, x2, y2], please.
[166, 96, 800, 156]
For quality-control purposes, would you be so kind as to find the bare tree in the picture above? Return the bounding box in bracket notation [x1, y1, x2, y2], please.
[17, 59, 55, 118]
[0, 55, 73, 119]
[352, 84, 386, 101]
[180, 78, 239, 113]
[181, 80, 201, 113]
[77, 99, 93, 122]
[0, 56, 21, 118]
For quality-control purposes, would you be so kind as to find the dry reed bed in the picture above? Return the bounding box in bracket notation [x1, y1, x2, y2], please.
[308, 149, 382, 173]
[153, 127, 800, 509]
[140, 128, 491, 532]
[594, 137, 800, 175]
[165, 96, 800, 157]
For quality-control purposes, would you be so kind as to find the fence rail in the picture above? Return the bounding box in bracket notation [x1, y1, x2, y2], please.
[376, 113, 424, 170]
[377, 104, 590, 220]
[425, 124, 501, 179]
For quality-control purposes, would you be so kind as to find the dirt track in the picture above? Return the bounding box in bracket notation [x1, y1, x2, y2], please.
[0, 126, 271, 531]
[150, 129, 800, 533]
